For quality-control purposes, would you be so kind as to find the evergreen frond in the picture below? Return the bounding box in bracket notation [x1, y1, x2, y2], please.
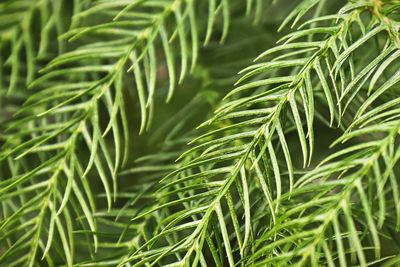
[252, 95, 400, 265]
[0, 0, 79, 95]
[2, 0, 400, 266]
[0, 0, 248, 264]
[123, 1, 400, 266]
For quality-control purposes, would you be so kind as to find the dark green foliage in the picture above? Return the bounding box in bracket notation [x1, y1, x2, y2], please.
[1, 0, 400, 266]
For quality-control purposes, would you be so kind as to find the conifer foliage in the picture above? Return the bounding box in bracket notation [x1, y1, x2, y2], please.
[1, 0, 400, 266]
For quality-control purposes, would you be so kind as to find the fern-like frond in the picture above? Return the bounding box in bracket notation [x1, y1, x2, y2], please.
[63, 91, 215, 266]
[249, 94, 400, 265]
[0, 0, 262, 266]
[0, 0, 80, 95]
[3, 0, 400, 266]
[40, 0, 237, 132]
[0, 1, 256, 265]
[65, 20, 271, 264]
[246, 2, 400, 264]
[125, 1, 400, 266]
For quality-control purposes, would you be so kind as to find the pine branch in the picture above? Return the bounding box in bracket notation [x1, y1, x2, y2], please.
[66, 21, 273, 264]
[250, 96, 400, 265]
[125, 1, 400, 266]
[0, 0, 81, 94]
[0, 0, 253, 265]
[2, 0, 400, 266]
